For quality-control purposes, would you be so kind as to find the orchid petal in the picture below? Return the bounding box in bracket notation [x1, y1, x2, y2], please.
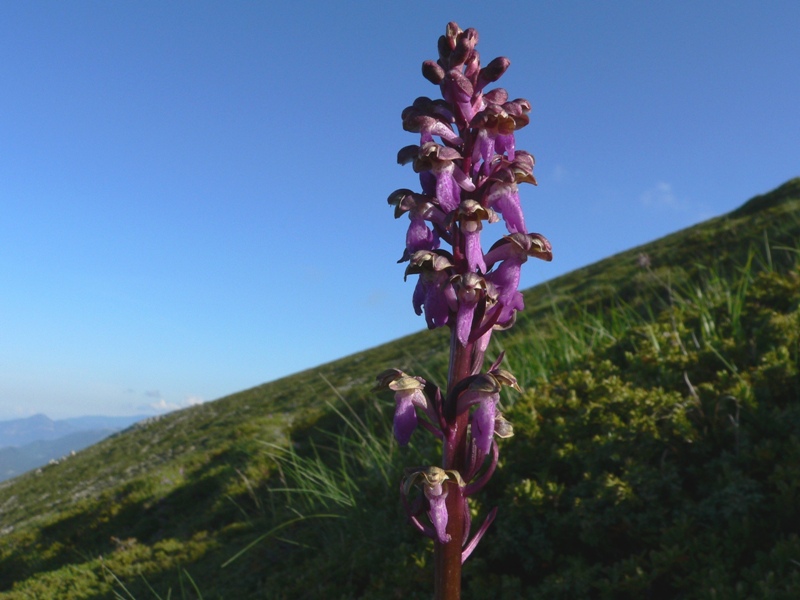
[393, 391, 420, 445]
[471, 397, 498, 456]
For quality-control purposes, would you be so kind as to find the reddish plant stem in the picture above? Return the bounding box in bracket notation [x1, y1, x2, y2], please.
[434, 475, 466, 600]
[435, 323, 475, 600]
[434, 113, 485, 600]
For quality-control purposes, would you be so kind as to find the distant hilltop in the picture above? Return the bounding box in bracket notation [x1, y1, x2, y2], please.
[0, 413, 150, 482]
[0, 413, 148, 448]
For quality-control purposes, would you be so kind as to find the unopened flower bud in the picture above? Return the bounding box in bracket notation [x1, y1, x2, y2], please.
[450, 27, 478, 67]
[483, 87, 509, 105]
[422, 60, 445, 85]
[478, 56, 510, 89]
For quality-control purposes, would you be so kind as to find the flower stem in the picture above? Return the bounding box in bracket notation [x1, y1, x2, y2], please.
[435, 327, 475, 599]
[435, 481, 465, 599]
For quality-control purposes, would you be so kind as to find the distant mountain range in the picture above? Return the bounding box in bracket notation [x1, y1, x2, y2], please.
[0, 413, 148, 482]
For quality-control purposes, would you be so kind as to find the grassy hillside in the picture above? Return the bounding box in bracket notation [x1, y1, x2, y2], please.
[0, 178, 798, 599]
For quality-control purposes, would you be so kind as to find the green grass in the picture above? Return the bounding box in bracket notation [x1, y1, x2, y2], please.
[0, 178, 798, 599]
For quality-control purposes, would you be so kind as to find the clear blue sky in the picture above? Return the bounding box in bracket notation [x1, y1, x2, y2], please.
[1, 1, 798, 420]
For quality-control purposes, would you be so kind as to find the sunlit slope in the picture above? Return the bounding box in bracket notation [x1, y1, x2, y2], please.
[0, 178, 797, 599]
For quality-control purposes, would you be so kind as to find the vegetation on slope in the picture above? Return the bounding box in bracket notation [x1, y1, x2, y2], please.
[0, 178, 798, 599]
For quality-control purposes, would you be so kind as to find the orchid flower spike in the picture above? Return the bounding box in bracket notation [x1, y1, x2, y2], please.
[380, 22, 552, 580]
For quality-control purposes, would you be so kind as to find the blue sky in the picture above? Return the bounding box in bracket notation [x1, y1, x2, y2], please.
[1, 1, 798, 420]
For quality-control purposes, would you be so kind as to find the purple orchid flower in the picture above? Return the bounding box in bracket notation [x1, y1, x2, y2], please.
[484, 151, 537, 234]
[485, 180, 526, 234]
[451, 272, 491, 347]
[456, 368, 521, 459]
[455, 199, 496, 273]
[375, 369, 441, 446]
[388, 189, 446, 260]
[402, 105, 462, 146]
[484, 232, 552, 325]
[403, 467, 465, 545]
[391, 382, 427, 446]
[425, 476, 450, 544]
[406, 250, 456, 329]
